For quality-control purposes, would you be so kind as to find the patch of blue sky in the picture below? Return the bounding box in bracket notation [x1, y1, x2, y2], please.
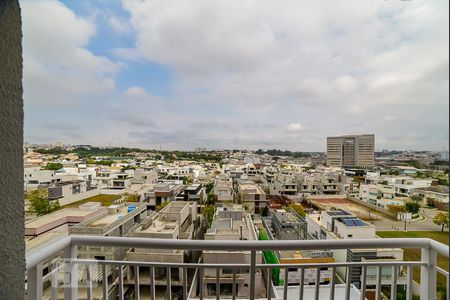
[59, 0, 174, 98]
[117, 62, 174, 98]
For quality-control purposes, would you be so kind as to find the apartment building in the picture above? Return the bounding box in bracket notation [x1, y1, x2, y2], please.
[306, 209, 404, 288]
[125, 201, 200, 298]
[327, 134, 375, 169]
[261, 208, 334, 286]
[71, 202, 152, 256]
[213, 173, 234, 202]
[68, 203, 152, 299]
[238, 182, 267, 214]
[198, 206, 265, 298]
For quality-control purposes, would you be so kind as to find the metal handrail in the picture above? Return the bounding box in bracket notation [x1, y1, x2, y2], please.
[26, 235, 449, 270]
[68, 258, 427, 269]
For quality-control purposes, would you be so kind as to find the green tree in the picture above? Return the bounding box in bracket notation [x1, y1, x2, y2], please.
[94, 160, 116, 166]
[156, 201, 169, 212]
[86, 158, 96, 164]
[289, 203, 306, 217]
[203, 205, 215, 227]
[433, 212, 449, 232]
[405, 202, 420, 214]
[206, 193, 216, 205]
[26, 189, 60, 216]
[410, 195, 423, 202]
[387, 169, 400, 176]
[437, 177, 448, 185]
[388, 205, 406, 215]
[43, 163, 63, 171]
[205, 182, 214, 194]
[123, 192, 139, 202]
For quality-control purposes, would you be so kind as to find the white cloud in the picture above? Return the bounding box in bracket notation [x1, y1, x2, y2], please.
[22, 0, 120, 106]
[286, 123, 304, 133]
[114, 0, 448, 150]
[23, 0, 449, 150]
[332, 76, 358, 93]
[124, 86, 148, 98]
[383, 115, 397, 122]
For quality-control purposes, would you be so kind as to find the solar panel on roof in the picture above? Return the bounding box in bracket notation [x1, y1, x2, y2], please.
[329, 210, 351, 216]
[342, 219, 355, 226]
[340, 218, 367, 227]
[354, 220, 366, 226]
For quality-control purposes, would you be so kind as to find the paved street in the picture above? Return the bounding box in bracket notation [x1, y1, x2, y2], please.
[371, 208, 447, 231]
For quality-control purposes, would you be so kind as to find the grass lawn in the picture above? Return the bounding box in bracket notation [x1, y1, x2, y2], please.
[377, 231, 449, 299]
[61, 194, 122, 208]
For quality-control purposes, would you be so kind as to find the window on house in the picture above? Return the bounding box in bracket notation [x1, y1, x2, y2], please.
[207, 284, 216, 296]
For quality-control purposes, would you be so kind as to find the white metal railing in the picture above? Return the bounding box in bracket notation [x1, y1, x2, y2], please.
[26, 236, 449, 300]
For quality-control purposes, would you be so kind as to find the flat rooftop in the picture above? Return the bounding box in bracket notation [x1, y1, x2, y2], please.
[85, 206, 131, 227]
[26, 231, 66, 251]
[140, 218, 178, 234]
[26, 203, 104, 231]
[206, 208, 254, 240]
[239, 183, 265, 194]
[185, 184, 201, 190]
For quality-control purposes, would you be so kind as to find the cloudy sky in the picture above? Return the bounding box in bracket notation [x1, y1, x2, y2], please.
[22, 0, 448, 151]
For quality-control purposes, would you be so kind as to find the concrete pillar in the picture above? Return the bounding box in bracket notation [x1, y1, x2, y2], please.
[0, 1, 25, 299]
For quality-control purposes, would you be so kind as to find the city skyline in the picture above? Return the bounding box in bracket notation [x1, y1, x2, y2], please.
[24, 140, 449, 154]
[22, 0, 449, 151]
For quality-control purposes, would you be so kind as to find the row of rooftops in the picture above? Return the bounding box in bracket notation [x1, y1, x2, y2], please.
[25, 200, 201, 250]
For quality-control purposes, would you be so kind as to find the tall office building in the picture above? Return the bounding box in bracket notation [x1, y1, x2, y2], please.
[326, 134, 375, 169]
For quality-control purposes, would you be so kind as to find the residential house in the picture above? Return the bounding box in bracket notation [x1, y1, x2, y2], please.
[195, 205, 265, 299]
[306, 210, 404, 289]
[125, 201, 201, 298]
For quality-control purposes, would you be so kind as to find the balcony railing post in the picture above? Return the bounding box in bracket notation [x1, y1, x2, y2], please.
[249, 250, 256, 300]
[26, 262, 43, 300]
[420, 247, 437, 300]
[63, 245, 78, 300]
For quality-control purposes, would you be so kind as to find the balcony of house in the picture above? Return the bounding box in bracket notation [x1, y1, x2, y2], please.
[25, 236, 448, 300]
[280, 184, 297, 196]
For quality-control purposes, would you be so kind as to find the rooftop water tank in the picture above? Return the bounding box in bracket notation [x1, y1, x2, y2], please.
[128, 204, 137, 213]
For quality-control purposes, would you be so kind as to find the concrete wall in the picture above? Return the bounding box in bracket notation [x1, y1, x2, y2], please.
[57, 187, 100, 206]
[347, 196, 396, 219]
[0, 1, 24, 299]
